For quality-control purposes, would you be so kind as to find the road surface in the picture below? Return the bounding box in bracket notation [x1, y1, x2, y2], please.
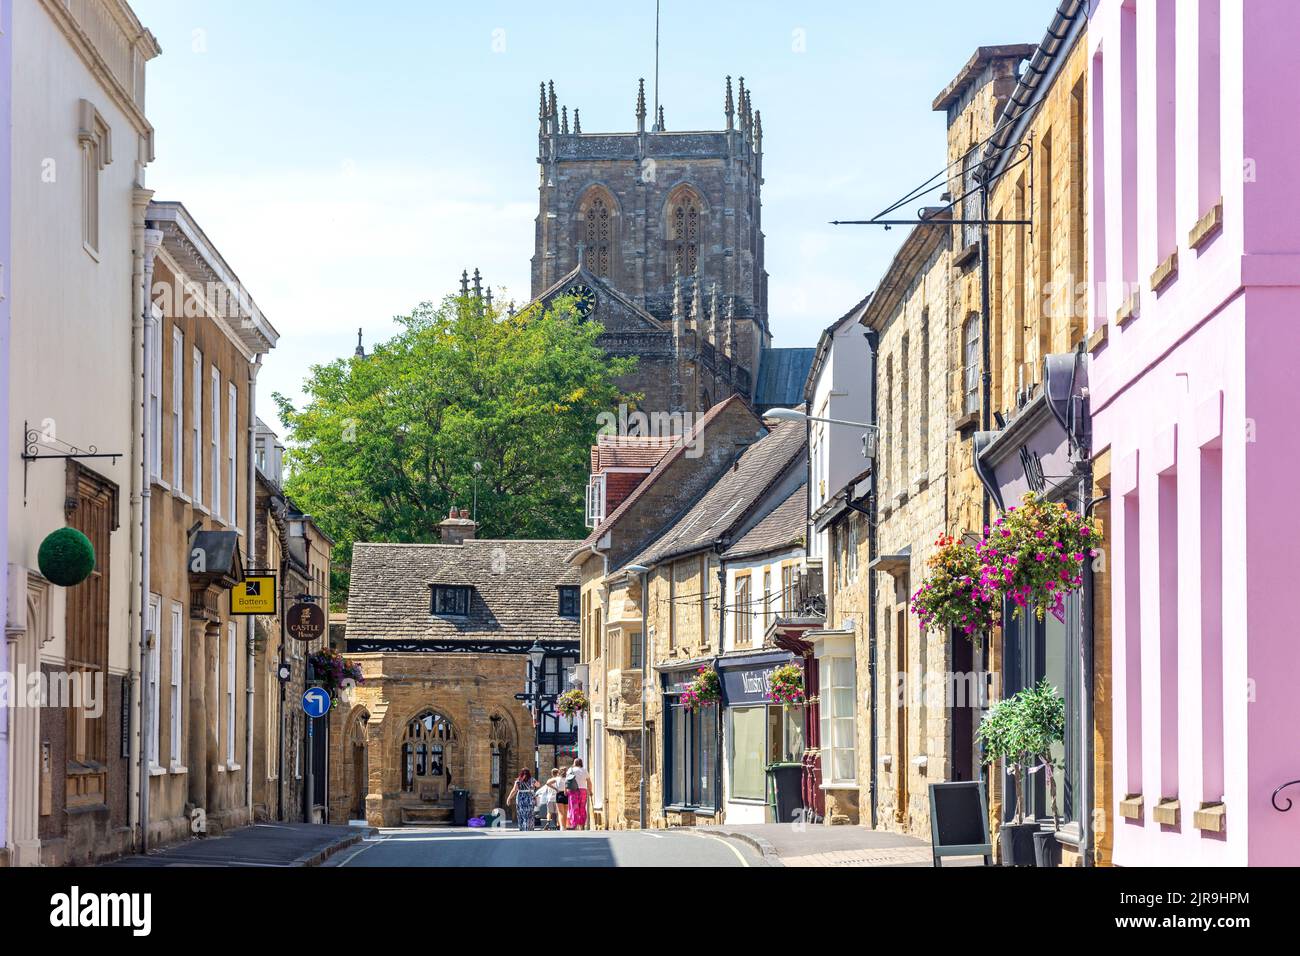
[325, 825, 763, 867]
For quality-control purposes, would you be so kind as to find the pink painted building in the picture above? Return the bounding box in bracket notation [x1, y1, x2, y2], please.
[1089, 0, 1300, 865]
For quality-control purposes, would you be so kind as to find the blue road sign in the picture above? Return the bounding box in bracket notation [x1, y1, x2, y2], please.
[302, 686, 331, 719]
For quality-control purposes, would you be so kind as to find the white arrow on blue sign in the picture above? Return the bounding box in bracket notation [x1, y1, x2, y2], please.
[302, 687, 331, 719]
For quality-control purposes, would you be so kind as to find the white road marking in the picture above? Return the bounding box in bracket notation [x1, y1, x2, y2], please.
[685, 830, 750, 867]
[336, 833, 389, 867]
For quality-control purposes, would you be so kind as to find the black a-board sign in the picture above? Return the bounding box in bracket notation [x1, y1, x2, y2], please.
[928, 780, 993, 867]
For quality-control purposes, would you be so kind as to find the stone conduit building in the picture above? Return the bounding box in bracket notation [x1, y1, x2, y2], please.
[340, 521, 581, 827]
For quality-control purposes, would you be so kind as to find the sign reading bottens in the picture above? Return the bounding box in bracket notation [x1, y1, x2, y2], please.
[230, 573, 277, 616]
[286, 601, 326, 642]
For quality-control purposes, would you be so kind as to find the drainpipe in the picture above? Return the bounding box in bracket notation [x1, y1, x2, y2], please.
[863, 327, 880, 831]
[135, 214, 162, 853]
[246, 355, 261, 815]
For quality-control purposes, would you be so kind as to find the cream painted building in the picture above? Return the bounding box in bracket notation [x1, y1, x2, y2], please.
[5, 0, 159, 866]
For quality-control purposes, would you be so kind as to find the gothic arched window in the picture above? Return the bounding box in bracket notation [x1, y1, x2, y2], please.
[667, 187, 703, 279]
[577, 189, 616, 278]
[401, 711, 456, 793]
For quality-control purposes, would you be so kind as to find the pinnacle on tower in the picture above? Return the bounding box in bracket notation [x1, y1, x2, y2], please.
[636, 78, 647, 132]
[538, 82, 547, 123]
[672, 263, 685, 324]
[689, 266, 703, 328]
[561, 105, 569, 135]
[724, 293, 736, 359]
[472, 267, 483, 302]
[548, 80, 557, 119]
[708, 283, 720, 344]
[725, 76, 734, 130]
[460, 270, 470, 298]
[754, 109, 763, 150]
[355, 327, 365, 358]
[657, 105, 665, 131]
[737, 77, 748, 133]
[573, 108, 581, 134]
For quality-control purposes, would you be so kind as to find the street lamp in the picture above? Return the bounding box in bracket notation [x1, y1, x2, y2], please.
[624, 563, 651, 830]
[765, 407, 880, 460]
[526, 640, 546, 777]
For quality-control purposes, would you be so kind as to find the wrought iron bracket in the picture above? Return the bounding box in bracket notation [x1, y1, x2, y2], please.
[1272, 779, 1300, 812]
[21, 420, 122, 506]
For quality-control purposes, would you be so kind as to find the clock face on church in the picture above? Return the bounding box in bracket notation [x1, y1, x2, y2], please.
[565, 283, 597, 317]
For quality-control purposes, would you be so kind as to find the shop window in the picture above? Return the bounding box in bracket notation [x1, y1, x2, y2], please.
[729, 706, 767, 801]
[667, 699, 717, 810]
[819, 654, 857, 785]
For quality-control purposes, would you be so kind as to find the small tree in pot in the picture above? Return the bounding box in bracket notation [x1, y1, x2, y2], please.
[977, 678, 1066, 866]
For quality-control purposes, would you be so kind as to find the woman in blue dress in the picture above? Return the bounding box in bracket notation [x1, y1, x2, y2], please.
[507, 768, 539, 831]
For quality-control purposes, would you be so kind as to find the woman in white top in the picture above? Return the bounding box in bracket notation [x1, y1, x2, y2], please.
[536, 767, 560, 830]
[564, 758, 591, 830]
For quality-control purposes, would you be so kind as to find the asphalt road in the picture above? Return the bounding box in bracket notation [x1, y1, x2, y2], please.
[325, 825, 764, 867]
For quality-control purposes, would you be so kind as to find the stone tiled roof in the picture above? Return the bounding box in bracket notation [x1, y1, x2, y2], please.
[590, 434, 676, 472]
[723, 482, 807, 561]
[346, 539, 581, 643]
[626, 421, 806, 569]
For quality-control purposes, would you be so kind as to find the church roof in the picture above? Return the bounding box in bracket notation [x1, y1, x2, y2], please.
[754, 347, 816, 410]
[531, 262, 666, 332]
[345, 538, 580, 644]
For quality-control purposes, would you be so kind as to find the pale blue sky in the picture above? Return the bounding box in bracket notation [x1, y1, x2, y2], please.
[132, 0, 1052, 433]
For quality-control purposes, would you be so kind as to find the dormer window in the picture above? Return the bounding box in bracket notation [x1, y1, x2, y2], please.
[558, 586, 579, 618]
[431, 585, 471, 617]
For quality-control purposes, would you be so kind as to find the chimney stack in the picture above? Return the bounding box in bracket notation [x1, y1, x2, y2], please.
[439, 505, 478, 545]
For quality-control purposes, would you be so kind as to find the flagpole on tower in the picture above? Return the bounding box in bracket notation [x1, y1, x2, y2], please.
[653, 0, 660, 127]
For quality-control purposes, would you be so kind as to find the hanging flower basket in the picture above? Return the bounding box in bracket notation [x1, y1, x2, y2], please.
[980, 493, 1101, 622]
[557, 687, 589, 718]
[910, 534, 1000, 645]
[768, 662, 805, 707]
[306, 647, 363, 700]
[680, 666, 720, 712]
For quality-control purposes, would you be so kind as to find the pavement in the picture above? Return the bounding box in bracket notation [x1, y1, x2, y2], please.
[324, 825, 765, 867]
[701, 822, 990, 867]
[103, 822, 372, 867]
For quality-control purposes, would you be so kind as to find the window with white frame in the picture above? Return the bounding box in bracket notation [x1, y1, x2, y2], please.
[78, 100, 110, 254]
[584, 472, 605, 528]
[734, 574, 752, 647]
[171, 327, 184, 487]
[149, 314, 162, 478]
[226, 621, 236, 766]
[227, 382, 237, 524]
[147, 596, 161, 769]
[192, 348, 203, 504]
[211, 369, 222, 519]
[819, 652, 857, 785]
[170, 604, 184, 767]
[963, 313, 981, 415]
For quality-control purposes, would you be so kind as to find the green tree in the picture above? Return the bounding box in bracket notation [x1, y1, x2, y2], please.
[274, 294, 635, 606]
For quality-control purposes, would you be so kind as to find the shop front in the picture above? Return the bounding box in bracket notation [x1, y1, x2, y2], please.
[661, 661, 720, 823]
[717, 650, 804, 823]
[974, 351, 1097, 863]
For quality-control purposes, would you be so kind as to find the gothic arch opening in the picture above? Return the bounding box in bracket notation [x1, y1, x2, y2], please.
[400, 710, 458, 801]
[576, 186, 619, 279]
[664, 184, 706, 281]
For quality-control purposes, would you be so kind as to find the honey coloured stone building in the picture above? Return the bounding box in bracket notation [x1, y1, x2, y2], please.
[336, 516, 581, 827]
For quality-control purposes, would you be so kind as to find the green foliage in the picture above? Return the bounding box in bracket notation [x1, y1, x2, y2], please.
[274, 294, 636, 607]
[977, 678, 1066, 825]
[38, 527, 96, 587]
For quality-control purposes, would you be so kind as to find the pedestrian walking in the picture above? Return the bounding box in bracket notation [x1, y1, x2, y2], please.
[565, 758, 591, 830]
[554, 765, 570, 829]
[507, 768, 538, 831]
[536, 766, 561, 830]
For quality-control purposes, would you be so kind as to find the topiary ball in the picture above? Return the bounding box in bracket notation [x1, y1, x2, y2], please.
[38, 527, 96, 587]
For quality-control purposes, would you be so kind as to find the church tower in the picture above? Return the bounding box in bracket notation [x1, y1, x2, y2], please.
[529, 77, 772, 416]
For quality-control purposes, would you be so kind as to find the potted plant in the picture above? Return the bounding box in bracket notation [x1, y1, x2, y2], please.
[977, 678, 1065, 866]
[979, 493, 1100, 623]
[767, 662, 805, 708]
[680, 666, 720, 712]
[910, 534, 1000, 645]
[557, 687, 589, 719]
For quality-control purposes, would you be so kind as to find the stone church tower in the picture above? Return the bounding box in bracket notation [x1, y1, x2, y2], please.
[528, 77, 793, 419]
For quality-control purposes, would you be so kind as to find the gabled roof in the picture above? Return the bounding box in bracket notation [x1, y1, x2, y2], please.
[568, 395, 760, 562]
[625, 420, 806, 569]
[346, 539, 580, 644]
[590, 434, 676, 472]
[532, 262, 666, 332]
[723, 482, 807, 561]
[803, 293, 873, 403]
